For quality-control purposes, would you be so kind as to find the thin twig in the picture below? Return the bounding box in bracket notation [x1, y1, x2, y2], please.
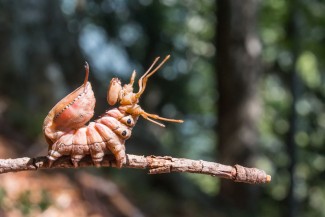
[0, 154, 271, 184]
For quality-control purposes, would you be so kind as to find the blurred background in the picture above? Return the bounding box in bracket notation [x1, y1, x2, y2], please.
[0, 0, 324, 216]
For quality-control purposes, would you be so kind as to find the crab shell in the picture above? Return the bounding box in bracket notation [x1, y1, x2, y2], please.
[43, 81, 96, 145]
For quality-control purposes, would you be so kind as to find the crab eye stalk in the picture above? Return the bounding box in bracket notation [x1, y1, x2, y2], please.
[107, 78, 122, 106]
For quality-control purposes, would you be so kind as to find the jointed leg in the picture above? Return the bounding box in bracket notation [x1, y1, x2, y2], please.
[141, 110, 184, 128]
[129, 70, 136, 86]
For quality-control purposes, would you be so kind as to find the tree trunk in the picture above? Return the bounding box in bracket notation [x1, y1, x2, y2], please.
[284, 1, 299, 216]
[216, 0, 261, 211]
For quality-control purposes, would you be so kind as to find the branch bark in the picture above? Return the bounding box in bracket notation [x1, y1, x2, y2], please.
[0, 154, 271, 184]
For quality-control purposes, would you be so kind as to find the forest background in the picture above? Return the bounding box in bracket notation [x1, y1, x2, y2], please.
[0, 0, 324, 217]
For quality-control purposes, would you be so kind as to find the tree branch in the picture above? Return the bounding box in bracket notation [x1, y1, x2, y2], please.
[0, 154, 271, 184]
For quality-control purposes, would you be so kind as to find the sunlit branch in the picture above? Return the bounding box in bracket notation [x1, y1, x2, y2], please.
[0, 154, 271, 184]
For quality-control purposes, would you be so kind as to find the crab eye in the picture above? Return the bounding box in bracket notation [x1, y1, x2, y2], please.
[122, 130, 127, 137]
[127, 118, 132, 125]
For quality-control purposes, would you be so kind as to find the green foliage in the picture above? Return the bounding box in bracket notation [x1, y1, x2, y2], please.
[259, 0, 325, 216]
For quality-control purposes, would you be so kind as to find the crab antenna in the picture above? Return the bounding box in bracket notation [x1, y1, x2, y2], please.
[136, 57, 160, 97]
[136, 55, 170, 98]
[140, 57, 160, 82]
[143, 55, 170, 80]
[83, 62, 90, 91]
